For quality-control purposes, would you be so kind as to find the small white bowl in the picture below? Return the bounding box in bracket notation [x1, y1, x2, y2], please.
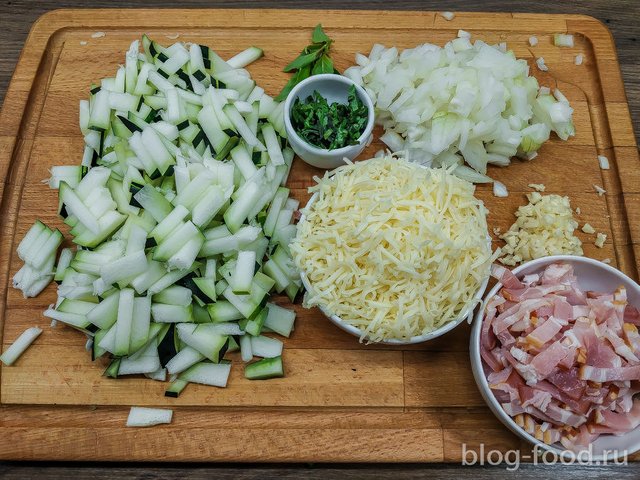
[470, 255, 640, 461]
[298, 192, 491, 345]
[283, 74, 375, 169]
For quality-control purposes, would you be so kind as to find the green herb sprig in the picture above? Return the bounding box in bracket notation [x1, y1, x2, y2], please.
[290, 84, 368, 150]
[275, 24, 337, 101]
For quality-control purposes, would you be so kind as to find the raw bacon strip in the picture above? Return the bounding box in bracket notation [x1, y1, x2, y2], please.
[492, 298, 549, 334]
[529, 340, 571, 382]
[603, 327, 639, 364]
[624, 305, 640, 325]
[578, 365, 640, 382]
[545, 402, 587, 427]
[525, 316, 565, 348]
[491, 264, 524, 289]
[623, 324, 640, 353]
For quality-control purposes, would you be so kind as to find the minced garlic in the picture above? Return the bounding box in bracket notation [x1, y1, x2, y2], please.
[499, 193, 582, 266]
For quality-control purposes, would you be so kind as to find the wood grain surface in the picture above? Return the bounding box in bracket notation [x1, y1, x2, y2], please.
[0, 1, 639, 478]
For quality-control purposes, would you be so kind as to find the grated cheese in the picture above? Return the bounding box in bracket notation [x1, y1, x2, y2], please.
[499, 193, 583, 266]
[292, 156, 493, 342]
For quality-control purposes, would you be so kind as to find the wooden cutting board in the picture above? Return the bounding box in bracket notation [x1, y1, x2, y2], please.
[0, 9, 639, 462]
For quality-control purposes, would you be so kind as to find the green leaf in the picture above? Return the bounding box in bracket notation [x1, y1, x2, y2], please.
[275, 64, 312, 101]
[303, 43, 325, 55]
[312, 54, 334, 75]
[283, 51, 320, 73]
[311, 24, 331, 44]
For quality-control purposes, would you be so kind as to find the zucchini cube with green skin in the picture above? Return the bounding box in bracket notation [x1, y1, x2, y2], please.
[245, 356, 284, 380]
[176, 323, 229, 363]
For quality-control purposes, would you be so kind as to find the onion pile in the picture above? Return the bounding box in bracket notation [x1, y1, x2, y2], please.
[344, 37, 575, 182]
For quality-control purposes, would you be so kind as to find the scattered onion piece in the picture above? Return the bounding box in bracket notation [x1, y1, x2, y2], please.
[441, 11, 455, 21]
[536, 57, 549, 71]
[598, 155, 610, 170]
[493, 180, 509, 197]
[575, 54, 584, 65]
[553, 33, 575, 47]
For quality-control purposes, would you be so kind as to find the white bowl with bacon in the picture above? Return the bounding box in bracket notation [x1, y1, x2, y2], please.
[470, 255, 640, 461]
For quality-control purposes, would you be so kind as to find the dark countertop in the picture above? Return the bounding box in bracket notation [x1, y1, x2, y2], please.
[1, 1, 639, 478]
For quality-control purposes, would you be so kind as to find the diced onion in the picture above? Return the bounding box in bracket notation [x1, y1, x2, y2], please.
[575, 54, 584, 65]
[529, 36, 539, 46]
[536, 57, 549, 71]
[493, 180, 509, 197]
[598, 155, 610, 170]
[594, 184, 606, 196]
[554, 34, 575, 47]
[441, 11, 455, 21]
[348, 38, 574, 182]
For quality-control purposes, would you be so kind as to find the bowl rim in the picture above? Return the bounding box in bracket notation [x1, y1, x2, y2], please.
[297, 190, 492, 345]
[470, 254, 640, 461]
[283, 73, 375, 156]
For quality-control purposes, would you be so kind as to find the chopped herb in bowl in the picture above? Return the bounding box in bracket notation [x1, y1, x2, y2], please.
[290, 84, 369, 151]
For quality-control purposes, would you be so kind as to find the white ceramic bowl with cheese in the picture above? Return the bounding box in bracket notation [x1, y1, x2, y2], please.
[470, 255, 640, 461]
[297, 192, 491, 345]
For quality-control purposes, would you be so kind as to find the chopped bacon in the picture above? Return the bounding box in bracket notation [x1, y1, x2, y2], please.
[525, 316, 565, 348]
[578, 365, 640, 382]
[481, 262, 640, 452]
[491, 264, 524, 289]
[624, 305, 640, 325]
[623, 324, 640, 353]
[529, 340, 572, 382]
[492, 299, 549, 334]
